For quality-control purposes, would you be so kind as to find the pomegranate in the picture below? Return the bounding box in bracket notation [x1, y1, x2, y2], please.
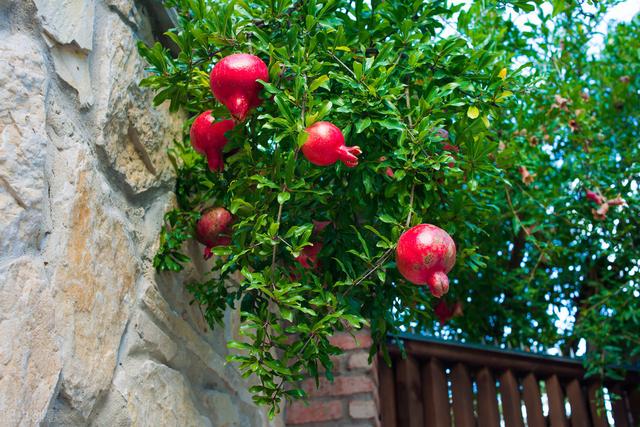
[434, 300, 453, 325]
[295, 243, 323, 270]
[301, 121, 362, 167]
[190, 111, 235, 172]
[396, 224, 456, 298]
[442, 143, 459, 153]
[209, 53, 269, 121]
[195, 207, 233, 258]
[434, 300, 463, 325]
[385, 167, 395, 178]
[585, 189, 605, 205]
[518, 166, 535, 185]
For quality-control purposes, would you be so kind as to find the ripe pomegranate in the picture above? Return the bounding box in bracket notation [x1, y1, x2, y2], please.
[434, 300, 463, 325]
[585, 189, 605, 205]
[195, 207, 233, 258]
[190, 111, 235, 172]
[519, 166, 535, 185]
[442, 143, 459, 153]
[396, 224, 456, 298]
[301, 121, 362, 167]
[295, 243, 323, 270]
[209, 53, 269, 121]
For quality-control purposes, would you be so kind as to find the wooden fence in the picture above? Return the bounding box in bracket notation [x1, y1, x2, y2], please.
[378, 334, 640, 427]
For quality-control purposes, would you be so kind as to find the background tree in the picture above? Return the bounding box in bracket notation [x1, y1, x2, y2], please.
[139, 0, 639, 415]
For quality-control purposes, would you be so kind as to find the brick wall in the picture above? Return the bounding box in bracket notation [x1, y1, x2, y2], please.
[286, 331, 381, 426]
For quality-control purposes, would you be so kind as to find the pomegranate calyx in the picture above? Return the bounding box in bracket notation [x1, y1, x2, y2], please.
[427, 271, 450, 298]
[337, 145, 362, 168]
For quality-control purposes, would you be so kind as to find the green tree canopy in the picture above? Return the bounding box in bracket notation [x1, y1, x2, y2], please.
[139, 0, 639, 415]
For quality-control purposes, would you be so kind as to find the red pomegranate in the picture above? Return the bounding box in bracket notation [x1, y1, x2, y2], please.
[301, 121, 362, 167]
[585, 189, 605, 205]
[295, 243, 323, 270]
[195, 207, 233, 254]
[190, 111, 235, 172]
[396, 224, 456, 298]
[209, 53, 269, 121]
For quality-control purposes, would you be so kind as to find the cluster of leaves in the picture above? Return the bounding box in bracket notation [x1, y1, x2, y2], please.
[139, 0, 638, 415]
[431, 1, 640, 381]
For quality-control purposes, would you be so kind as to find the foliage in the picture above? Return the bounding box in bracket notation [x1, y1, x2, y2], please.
[139, 0, 639, 415]
[443, 0, 640, 382]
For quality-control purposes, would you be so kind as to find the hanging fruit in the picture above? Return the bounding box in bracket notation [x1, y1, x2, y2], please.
[190, 111, 235, 172]
[301, 121, 362, 167]
[396, 224, 457, 298]
[209, 53, 269, 121]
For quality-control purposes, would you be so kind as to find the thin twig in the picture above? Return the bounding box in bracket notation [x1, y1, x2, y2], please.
[271, 200, 284, 278]
[504, 185, 543, 252]
[405, 87, 413, 128]
[328, 51, 358, 80]
[405, 183, 416, 228]
[351, 248, 395, 288]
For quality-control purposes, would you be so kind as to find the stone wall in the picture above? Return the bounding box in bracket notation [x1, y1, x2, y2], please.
[0, 1, 282, 425]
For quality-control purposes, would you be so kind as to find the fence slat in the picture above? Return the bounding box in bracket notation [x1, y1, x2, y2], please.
[476, 367, 500, 427]
[451, 363, 475, 427]
[566, 379, 589, 427]
[627, 387, 640, 427]
[610, 385, 630, 427]
[546, 374, 568, 427]
[587, 382, 608, 427]
[522, 373, 545, 427]
[421, 358, 451, 427]
[379, 358, 398, 427]
[499, 369, 524, 427]
[396, 355, 424, 427]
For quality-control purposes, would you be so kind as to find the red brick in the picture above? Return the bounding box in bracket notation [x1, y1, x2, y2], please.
[348, 351, 374, 370]
[349, 399, 378, 419]
[329, 331, 372, 350]
[303, 375, 375, 397]
[286, 400, 343, 424]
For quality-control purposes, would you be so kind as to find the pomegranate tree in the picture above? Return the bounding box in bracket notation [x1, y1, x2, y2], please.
[138, 0, 558, 417]
[396, 224, 457, 298]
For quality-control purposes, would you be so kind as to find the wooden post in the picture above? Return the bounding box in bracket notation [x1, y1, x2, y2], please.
[587, 382, 609, 427]
[451, 363, 475, 427]
[522, 373, 545, 427]
[545, 374, 568, 427]
[379, 358, 398, 427]
[610, 384, 630, 427]
[476, 367, 500, 427]
[499, 370, 524, 427]
[396, 356, 424, 427]
[566, 379, 589, 427]
[421, 358, 451, 427]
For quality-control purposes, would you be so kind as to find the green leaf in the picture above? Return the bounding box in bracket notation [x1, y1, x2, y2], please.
[309, 75, 330, 92]
[277, 191, 291, 204]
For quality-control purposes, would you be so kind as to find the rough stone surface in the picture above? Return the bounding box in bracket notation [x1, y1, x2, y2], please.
[0, 33, 47, 261]
[34, 0, 95, 50]
[0, 2, 280, 426]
